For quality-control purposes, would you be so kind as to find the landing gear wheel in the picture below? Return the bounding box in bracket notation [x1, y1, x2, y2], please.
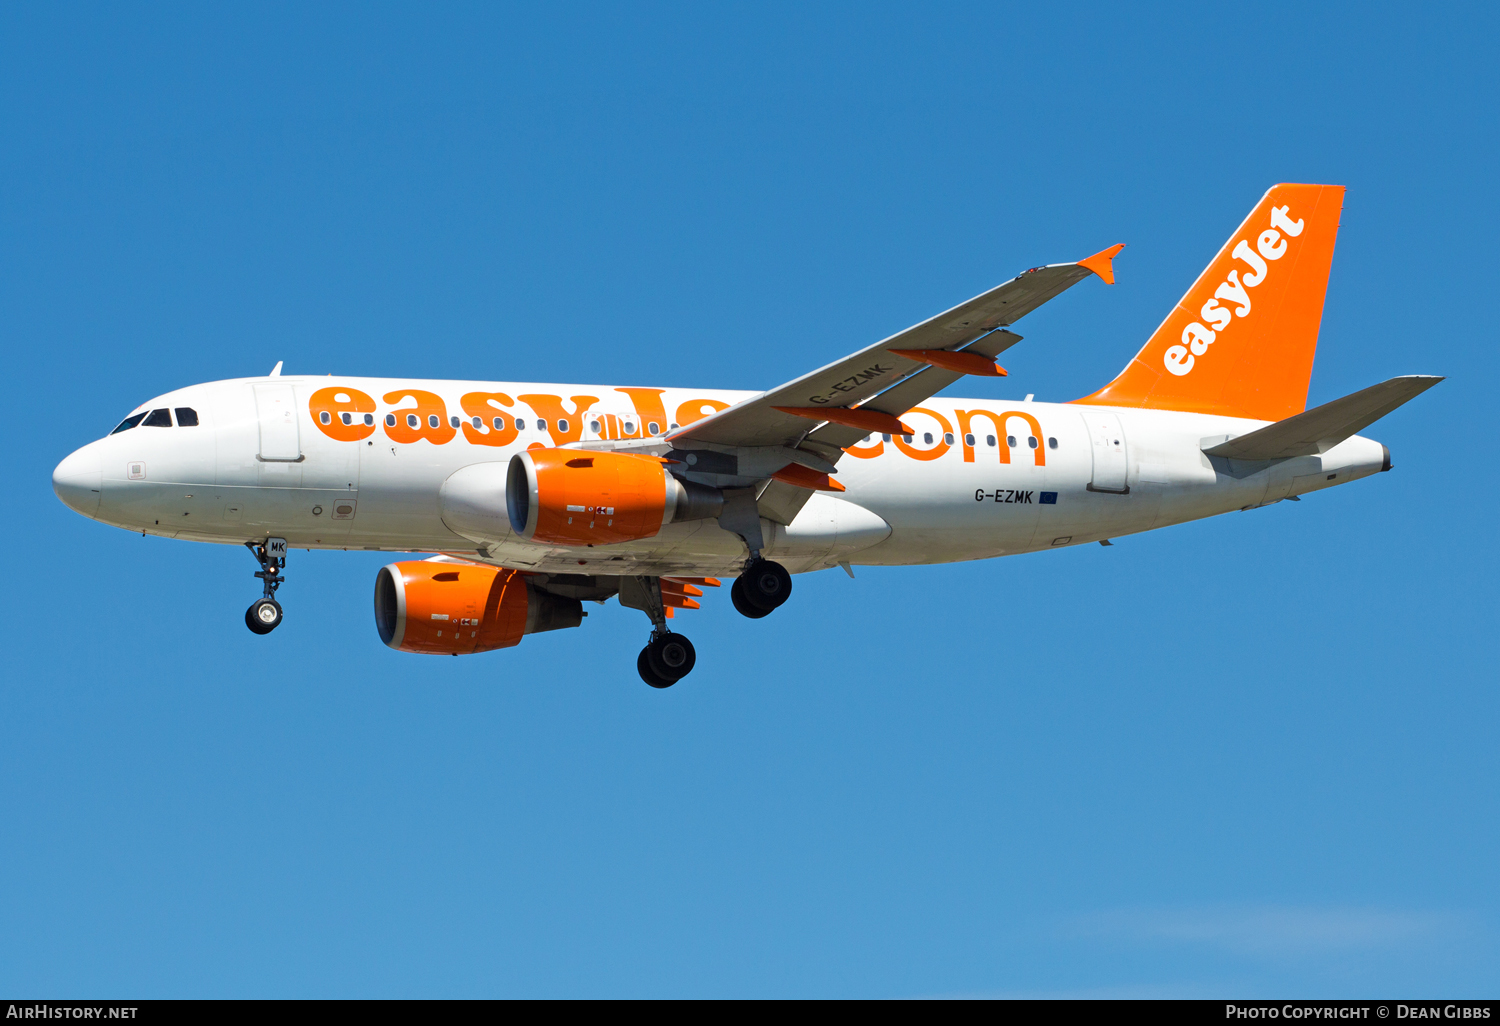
[646, 632, 696, 681]
[738, 559, 792, 613]
[637, 648, 676, 688]
[731, 576, 773, 618]
[246, 598, 283, 635]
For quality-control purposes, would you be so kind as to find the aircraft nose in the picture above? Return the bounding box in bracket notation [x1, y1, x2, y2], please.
[53, 444, 102, 517]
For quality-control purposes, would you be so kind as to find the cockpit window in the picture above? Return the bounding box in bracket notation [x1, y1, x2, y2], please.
[174, 407, 199, 426]
[110, 413, 147, 435]
[142, 408, 172, 427]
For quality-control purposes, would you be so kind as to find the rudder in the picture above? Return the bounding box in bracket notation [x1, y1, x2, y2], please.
[1075, 183, 1345, 422]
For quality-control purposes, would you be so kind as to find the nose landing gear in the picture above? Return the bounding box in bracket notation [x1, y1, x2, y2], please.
[244, 538, 287, 635]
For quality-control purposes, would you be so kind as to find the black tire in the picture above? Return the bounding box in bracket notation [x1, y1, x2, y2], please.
[647, 632, 696, 681]
[637, 648, 675, 688]
[246, 598, 282, 634]
[245, 605, 270, 634]
[731, 577, 773, 618]
[739, 560, 792, 611]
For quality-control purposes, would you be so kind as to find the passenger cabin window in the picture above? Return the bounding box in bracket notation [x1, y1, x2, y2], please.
[558, 419, 569, 433]
[364, 413, 374, 426]
[943, 432, 955, 445]
[320, 411, 332, 425]
[406, 414, 418, 428]
[492, 417, 504, 430]
[427, 414, 440, 428]
[589, 420, 601, 434]
[922, 432, 933, 445]
[450, 415, 461, 428]
[964, 433, 975, 446]
[1028, 436, 1038, 448]
[986, 435, 996, 447]
[341, 412, 352, 425]
[537, 420, 547, 431]
[473, 416, 484, 429]
[386, 414, 397, 427]
[1048, 437, 1058, 449]
[515, 418, 525, 431]
[174, 407, 199, 426]
[1007, 435, 1017, 447]
[111, 413, 147, 435]
[143, 408, 172, 427]
[647, 421, 659, 435]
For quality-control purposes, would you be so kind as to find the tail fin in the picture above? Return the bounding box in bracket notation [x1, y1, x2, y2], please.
[1076, 183, 1345, 422]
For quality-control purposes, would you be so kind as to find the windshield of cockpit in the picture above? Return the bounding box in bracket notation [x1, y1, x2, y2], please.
[110, 406, 198, 434]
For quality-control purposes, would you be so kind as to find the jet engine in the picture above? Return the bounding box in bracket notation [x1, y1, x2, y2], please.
[506, 448, 722, 546]
[373, 560, 582, 655]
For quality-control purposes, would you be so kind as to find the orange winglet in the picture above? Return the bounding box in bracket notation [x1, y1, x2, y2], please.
[1077, 243, 1125, 285]
[889, 349, 1007, 377]
[771, 463, 846, 492]
[773, 406, 913, 436]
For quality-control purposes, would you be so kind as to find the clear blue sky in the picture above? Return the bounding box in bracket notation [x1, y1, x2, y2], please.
[3, 2, 1496, 998]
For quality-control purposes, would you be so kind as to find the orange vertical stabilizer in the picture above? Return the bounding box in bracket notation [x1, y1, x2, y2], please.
[1074, 183, 1345, 422]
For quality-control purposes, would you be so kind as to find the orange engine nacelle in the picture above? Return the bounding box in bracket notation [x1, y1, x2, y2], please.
[373, 561, 583, 655]
[506, 448, 721, 546]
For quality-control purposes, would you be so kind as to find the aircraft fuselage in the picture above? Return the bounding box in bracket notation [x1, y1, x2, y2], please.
[52, 374, 1389, 578]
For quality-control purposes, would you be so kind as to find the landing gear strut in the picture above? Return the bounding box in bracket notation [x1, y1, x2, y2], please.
[244, 538, 286, 635]
[732, 559, 791, 618]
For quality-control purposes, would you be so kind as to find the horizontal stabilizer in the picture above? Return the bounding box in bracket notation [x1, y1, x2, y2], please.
[1203, 375, 1443, 461]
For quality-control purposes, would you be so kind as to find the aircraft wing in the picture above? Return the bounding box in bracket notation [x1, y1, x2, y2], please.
[669, 245, 1123, 460]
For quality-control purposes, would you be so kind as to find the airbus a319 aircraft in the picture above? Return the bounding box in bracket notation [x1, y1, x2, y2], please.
[53, 184, 1440, 687]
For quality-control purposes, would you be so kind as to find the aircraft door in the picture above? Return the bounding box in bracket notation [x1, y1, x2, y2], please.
[253, 383, 302, 461]
[1082, 411, 1129, 493]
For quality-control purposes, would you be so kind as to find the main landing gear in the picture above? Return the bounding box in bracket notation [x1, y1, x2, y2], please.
[638, 631, 697, 689]
[618, 558, 789, 688]
[244, 538, 286, 635]
[618, 575, 698, 688]
[731, 559, 792, 619]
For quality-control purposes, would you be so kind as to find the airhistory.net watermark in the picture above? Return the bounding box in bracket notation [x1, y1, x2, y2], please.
[5, 1007, 138, 1019]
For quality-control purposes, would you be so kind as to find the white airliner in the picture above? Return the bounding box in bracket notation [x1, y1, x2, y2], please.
[53, 184, 1440, 686]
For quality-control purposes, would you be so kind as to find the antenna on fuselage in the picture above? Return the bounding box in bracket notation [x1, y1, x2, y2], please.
[269, 361, 283, 377]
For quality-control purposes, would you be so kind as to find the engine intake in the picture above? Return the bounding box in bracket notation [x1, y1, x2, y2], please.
[374, 560, 582, 655]
[507, 448, 722, 546]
